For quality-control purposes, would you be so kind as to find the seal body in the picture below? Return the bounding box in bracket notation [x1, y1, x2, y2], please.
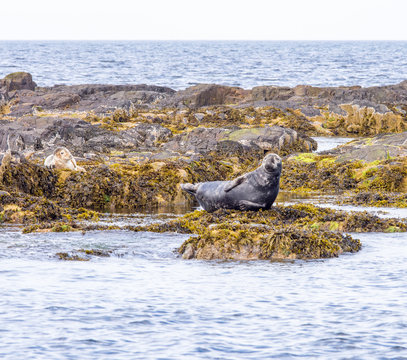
[181, 153, 282, 212]
[44, 147, 85, 172]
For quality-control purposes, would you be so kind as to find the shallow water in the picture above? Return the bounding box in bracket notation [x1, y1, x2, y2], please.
[313, 137, 355, 153]
[0, 229, 407, 359]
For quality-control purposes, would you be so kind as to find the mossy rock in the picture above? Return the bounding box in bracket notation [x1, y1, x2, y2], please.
[179, 224, 359, 260]
[137, 205, 407, 260]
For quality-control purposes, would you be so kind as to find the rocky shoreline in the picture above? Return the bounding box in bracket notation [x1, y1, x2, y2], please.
[1, 72, 407, 260]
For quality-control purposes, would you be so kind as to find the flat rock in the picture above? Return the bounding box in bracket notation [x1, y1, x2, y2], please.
[163, 125, 316, 155]
[323, 131, 407, 161]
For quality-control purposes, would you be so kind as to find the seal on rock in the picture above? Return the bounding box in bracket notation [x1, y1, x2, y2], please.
[44, 147, 85, 172]
[181, 153, 282, 212]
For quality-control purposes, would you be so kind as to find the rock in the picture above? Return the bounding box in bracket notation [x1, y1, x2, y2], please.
[161, 84, 250, 108]
[141, 205, 407, 260]
[123, 123, 173, 148]
[181, 244, 195, 259]
[194, 113, 205, 122]
[0, 90, 8, 107]
[163, 125, 316, 156]
[0, 116, 173, 155]
[2, 82, 176, 117]
[0, 72, 37, 92]
[323, 132, 407, 162]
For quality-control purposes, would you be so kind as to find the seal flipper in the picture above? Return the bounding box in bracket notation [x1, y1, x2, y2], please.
[181, 183, 199, 195]
[224, 175, 246, 192]
[239, 200, 266, 211]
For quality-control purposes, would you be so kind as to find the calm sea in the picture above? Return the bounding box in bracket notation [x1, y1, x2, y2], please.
[1, 41, 407, 89]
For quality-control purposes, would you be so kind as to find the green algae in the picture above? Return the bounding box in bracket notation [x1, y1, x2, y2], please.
[281, 155, 407, 197]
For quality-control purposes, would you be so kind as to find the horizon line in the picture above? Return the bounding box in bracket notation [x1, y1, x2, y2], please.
[1, 39, 407, 42]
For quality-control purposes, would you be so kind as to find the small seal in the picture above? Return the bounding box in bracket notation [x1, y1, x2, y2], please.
[44, 147, 85, 172]
[181, 153, 282, 212]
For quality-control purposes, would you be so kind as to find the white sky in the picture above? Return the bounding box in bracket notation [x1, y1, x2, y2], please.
[1, 0, 406, 40]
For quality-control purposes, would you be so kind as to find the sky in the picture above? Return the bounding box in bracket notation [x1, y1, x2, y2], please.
[1, 0, 406, 40]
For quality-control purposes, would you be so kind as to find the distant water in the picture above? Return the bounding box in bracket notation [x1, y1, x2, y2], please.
[1, 41, 407, 89]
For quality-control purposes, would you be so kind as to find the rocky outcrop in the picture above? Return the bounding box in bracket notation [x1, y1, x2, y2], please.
[0, 72, 37, 92]
[251, 81, 407, 111]
[141, 206, 406, 260]
[0, 116, 173, 155]
[1, 82, 175, 117]
[323, 132, 407, 162]
[1, 72, 407, 138]
[163, 125, 317, 156]
[160, 84, 250, 108]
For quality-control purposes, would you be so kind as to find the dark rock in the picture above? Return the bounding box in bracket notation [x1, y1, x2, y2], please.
[0, 72, 37, 92]
[161, 84, 250, 108]
[249, 81, 407, 116]
[0, 116, 173, 155]
[3, 82, 176, 117]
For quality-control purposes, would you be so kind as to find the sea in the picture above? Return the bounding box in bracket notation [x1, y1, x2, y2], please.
[1, 41, 407, 89]
[1, 41, 407, 360]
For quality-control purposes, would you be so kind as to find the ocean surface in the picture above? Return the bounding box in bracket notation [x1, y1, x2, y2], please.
[1, 41, 407, 89]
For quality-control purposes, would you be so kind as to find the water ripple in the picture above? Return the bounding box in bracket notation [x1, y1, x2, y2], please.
[1, 41, 407, 89]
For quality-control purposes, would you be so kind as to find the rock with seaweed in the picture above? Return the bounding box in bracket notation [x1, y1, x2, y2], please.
[281, 152, 407, 194]
[163, 126, 317, 157]
[137, 205, 406, 260]
[1, 72, 407, 138]
[321, 131, 407, 162]
[339, 191, 407, 208]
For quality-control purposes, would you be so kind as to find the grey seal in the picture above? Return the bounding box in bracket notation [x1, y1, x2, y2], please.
[181, 153, 282, 212]
[44, 147, 85, 172]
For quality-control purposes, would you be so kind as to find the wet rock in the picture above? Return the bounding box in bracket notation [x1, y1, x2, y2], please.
[324, 132, 407, 162]
[339, 191, 407, 208]
[140, 205, 406, 259]
[282, 152, 407, 194]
